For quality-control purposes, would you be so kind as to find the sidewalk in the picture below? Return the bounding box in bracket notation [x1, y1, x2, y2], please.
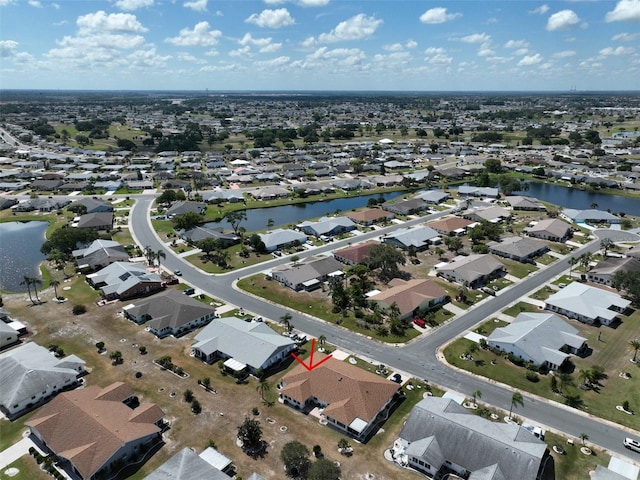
[0, 435, 41, 470]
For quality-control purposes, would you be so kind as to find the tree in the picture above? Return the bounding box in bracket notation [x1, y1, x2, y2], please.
[95, 341, 105, 352]
[579, 252, 593, 272]
[568, 256, 578, 278]
[109, 350, 123, 365]
[337, 438, 351, 454]
[629, 338, 640, 363]
[308, 458, 341, 480]
[280, 441, 311, 478]
[226, 210, 247, 235]
[509, 392, 524, 419]
[280, 313, 293, 333]
[472, 390, 482, 404]
[579, 432, 589, 445]
[41, 226, 99, 256]
[318, 335, 326, 345]
[364, 243, 406, 282]
[237, 416, 263, 451]
[30, 277, 42, 304]
[184, 389, 194, 402]
[329, 276, 350, 312]
[600, 238, 613, 257]
[444, 236, 463, 253]
[611, 270, 640, 305]
[191, 399, 202, 414]
[172, 211, 204, 230]
[144, 245, 156, 266]
[50, 279, 61, 300]
[155, 249, 166, 270]
[484, 158, 502, 173]
[20, 275, 35, 305]
[256, 377, 271, 403]
[558, 372, 574, 394]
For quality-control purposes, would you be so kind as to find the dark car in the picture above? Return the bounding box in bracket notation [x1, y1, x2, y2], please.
[183, 287, 195, 295]
[391, 373, 402, 384]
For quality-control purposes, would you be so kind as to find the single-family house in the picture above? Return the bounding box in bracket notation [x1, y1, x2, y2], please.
[76, 212, 114, 230]
[144, 447, 245, 480]
[122, 289, 217, 338]
[280, 357, 401, 441]
[382, 225, 441, 251]
[0, 342, 85, 418]
[334, 241, 380, 265]
[271, 256, 344, 291]
[202, 190, 245, 203]
[259, 229, 307, 252]
[0, 198, 18, 210]
[73, 239, 130, 270]
[26, 382, 164, 480]
[86, 262, 163, 300]
[415, 190, 450, 204]
[345, 208, 394, 226]
[587, 257, 640, 287]
[427, 216, 475, 236]
[181, 226, 240, 247]
[297, 216, 356, 238]
[249, 186, 290, 200]
[69, 197, 114, 214]
[545, 282, 630, 326]
[0, 322, 18, 350]
[369, 279, 449, 321]
[461, 205, 511, 223]
[382, 198, 429, 216]
[488, 236, 549, 263]
[192, 317, 295, 374]
[458, 186, 499, 198]
[12, 198, 70, 212]
[436, 254, 505, 288]
[526, 218, 572, 242]
[562, 208, 621, 225]
[488, 312, 588, 370]
[166, 201, 206, 218]
[395, 397, 548, 480]
[505, 196, 546, 211]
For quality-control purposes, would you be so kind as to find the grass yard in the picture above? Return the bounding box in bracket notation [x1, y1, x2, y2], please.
[0, 457, 50, 480]
[531, 285, 558, 301]
[238, 275, 421, 344]
[536, 254, 558, 266]
[474, 318, 509, 336]
[503, 301, 541, 317]
[500, 257, 539, 278]
[544, 432, 609, 480]
[184, 244, 269, 273]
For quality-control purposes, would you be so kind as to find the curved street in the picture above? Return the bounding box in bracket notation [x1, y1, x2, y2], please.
[129, 195, 640, 461]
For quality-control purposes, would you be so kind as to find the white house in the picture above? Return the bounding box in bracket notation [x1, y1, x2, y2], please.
[545, 282, 630, 326]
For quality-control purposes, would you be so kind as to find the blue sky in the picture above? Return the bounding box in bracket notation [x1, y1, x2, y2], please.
[1, 0, 639, 91]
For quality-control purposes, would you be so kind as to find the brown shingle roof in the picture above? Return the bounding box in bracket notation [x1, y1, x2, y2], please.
[427, 216, 474, 233]
[345, 208, 393, 223]
[333, 241, 379, 264]
[369, 279, 448, 317]
[281, 357, 398, 426]
[26, 383, 163, 479]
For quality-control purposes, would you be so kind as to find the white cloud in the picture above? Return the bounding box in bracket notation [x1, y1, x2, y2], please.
[318, 14, 382, 43]
[28, 0, 42, 7]
[425, 47, 446, 55]
[184, 0, 207, 12]
[77, 11, 148, 33]
[504, 39, 529, 49]
[529, 4, 549, 15]
[113, 0, 153, 11]
[52, 3, 60, 9]
[300, 46, 366, 69]
[165, 21, 221, 47]
[56, 32, 146, 50]
[458, 33, 491, 44]
[177, 52, 206, 64]
[478, 46, 495, 57]
[546, 10, 580, 31]
[0, 40, 19, 57]
[260, 42, 282, 53]
[514, 48, 529, 56]
[518, 53, 543, 65]
[254, 56, 290, 69]
[552, 50, 576, 58]
[0, 0, 16, 5]
[383, 43, 404, 52]
[419, 7, 461, 24]
[245, 8, 294, 28]
[127, 47, 169, 68]
[405, 39, 417, 49]
[428, 54, 452, 65]
[301, 36, 316, 48]
[600, 46, 635, 56]
[613, 32, 640, 41]
[239, 33, 271, 47]
[605, 0, 640, 22]
[229, 46, 251, 58]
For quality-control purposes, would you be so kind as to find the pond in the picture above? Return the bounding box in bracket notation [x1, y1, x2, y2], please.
[520, 182, 640, 217]
[0, 221, 48, 292]
[205, 190, 406, 232]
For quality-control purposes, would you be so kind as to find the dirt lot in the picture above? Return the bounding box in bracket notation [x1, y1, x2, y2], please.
[1, 279, 425, 480]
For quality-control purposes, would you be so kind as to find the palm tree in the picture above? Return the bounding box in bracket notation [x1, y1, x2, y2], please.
[579, 432, 589, 445]
[50, 279, 61, 300]
[578, 369, 593, 388]
[472, 390, 482, 405]
[509, 392, 524, 419]
[579, 252, 593, 272]
[568, 256, 578, 278]
[280, 313, 293, 333]
[558, 372, 574, 394]
[629, 338, 640, 363]
[256, 377, 271, 403]
[600, 238, 613, 257]
[590, 202, 599, 210]
[155, 249, 166, 270]
[31, 278, 42, 304]
[144, 245, 155, 267]
[20, 275, 34, 305]
[318, 335, 327, 345]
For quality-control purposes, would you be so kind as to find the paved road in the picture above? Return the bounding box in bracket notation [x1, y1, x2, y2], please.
[130, 195, 640, 461]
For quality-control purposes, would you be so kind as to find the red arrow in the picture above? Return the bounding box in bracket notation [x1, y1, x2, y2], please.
[291, 338, 333, 371]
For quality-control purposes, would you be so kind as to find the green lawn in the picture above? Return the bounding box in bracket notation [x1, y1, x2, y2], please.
[544, 432, 609, 480]
[0, 456, 50, 480]
[530, 285, 557, 301]
[503, 301, 540, 317]
[474, 319, 508, 336]
[536, 254, 557, 266]
[238, 275, 420, 344]
[184, 244, 269, 273]
[499, 257, 539, 278]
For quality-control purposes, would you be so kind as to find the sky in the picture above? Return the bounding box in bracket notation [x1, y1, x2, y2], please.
[1, 0, 639, 91]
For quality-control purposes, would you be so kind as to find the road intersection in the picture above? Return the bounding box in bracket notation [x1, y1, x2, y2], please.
[129, 194, 640, 461]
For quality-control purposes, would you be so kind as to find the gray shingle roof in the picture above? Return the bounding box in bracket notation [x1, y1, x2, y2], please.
[143, 448, 229, 480]
[488, 236, 548, 260]
[438, 254, 504, 283]
[383, 225, 440, 249]
[399, 397, 547, 480]
[545, 283, 630, 322]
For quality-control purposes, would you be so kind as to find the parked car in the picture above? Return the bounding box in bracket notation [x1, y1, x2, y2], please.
[183, 287, 195, 295]
[391, 373, 402, 384]
[413, 318, 426, 328]
[481, 286, 496, 296]
[624, 437, 640, 453]
[165, 277, 179, 286]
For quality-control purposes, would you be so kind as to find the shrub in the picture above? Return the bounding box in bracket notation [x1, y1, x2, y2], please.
[526, 371, 539, 382]
[72, 304, 86, 315]
[135, 371, 143, 379]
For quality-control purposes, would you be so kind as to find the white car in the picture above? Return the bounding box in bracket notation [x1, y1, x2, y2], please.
[624, 437, 640, 453]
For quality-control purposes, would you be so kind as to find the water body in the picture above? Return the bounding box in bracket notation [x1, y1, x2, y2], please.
[205, 190, 406, 232]
[0, 221, 48, 292]
[519, 182, 640, 217]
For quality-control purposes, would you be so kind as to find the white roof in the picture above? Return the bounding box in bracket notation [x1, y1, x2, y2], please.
[199, 447, 232, 471]
[545, 283, 630, 321]
[223, 358, 247, 371]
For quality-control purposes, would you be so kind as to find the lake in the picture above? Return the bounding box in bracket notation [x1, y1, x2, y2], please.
[205, 190, 406, 232]
[520, 182, 640, 217]
[0, 221, 48, 292]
